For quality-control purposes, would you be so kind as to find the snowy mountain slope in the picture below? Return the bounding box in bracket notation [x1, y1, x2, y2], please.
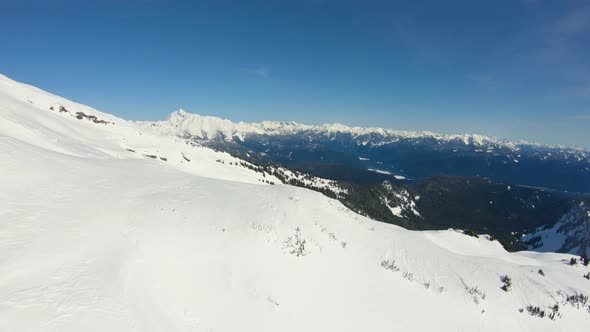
[1, 74, 590, 331]
[0, 74, 279, 185]
[524, 201, 590, 256]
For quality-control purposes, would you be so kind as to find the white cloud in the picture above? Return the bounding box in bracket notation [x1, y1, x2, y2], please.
[569, 113, 590, 120]
[468, 74, 500, 90]
[241, 66, 270, 79]
[469, 5, 590, 98]
[578, 85, 590, 97]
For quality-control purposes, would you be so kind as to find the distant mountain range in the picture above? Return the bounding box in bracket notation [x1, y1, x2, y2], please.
[147, 110, 585, 152]
[139, 109, 590, 254]
[142, 110, 590, 193]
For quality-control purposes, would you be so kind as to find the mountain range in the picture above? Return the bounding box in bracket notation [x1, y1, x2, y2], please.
[143, 109, 590, 193]
[138, 108, 590, 254]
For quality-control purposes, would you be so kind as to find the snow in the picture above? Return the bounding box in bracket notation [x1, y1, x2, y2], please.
[368, 168, 392, 175]
[523, 202, 590, 256]
[368, 169, 405, 179]
[1, 73, 590, 331]
[389, 206, 403, 217]
[272, 168, 347, 196]
[140, 106, 590, 154]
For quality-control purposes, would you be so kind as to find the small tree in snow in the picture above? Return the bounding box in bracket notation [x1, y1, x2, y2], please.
[462, 229, 479, 238]
[500, 275, 512, 292]
[283, 227, 307, 257]
[548, 304, 560, 320]
[381, 259, 399, 272]
[526, 305, 545, 318]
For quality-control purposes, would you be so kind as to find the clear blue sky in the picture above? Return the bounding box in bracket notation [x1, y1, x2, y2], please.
[1, 0, 589, 147]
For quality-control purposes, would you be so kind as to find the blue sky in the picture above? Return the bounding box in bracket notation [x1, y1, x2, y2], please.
[1, 0, 589, 147]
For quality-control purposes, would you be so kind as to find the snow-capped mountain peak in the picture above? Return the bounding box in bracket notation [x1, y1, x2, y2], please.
[143, 109, 587, 155]
[165, 109, 240, 139]
[144, 110, 313, 140]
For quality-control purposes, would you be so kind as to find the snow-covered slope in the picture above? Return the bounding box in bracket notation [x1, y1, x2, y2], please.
[1, 74, 590, 331]
[524, 201, 590, 256]
[0, 74, 278, 185]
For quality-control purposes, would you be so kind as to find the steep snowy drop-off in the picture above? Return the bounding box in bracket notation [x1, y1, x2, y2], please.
[524, 201, 590, 256]
[1, 74, 589, 331]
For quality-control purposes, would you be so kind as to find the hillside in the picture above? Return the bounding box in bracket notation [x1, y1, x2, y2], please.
[1, 74, 590, 331]
[524, 200, 590, 256]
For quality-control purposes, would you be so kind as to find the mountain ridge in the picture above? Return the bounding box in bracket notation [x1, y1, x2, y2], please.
[143, 108, 589, 153]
